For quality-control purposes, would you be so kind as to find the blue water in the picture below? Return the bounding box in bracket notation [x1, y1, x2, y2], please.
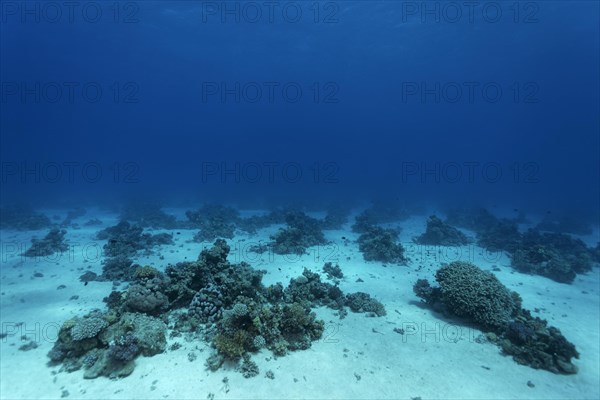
[1, 3, 600, 398]
[1, 1, 599, 215]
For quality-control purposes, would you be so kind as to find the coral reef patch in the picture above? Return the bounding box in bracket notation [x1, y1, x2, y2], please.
[357, 227, 407, 264]
[269, 211, 328, 255]
[95, 221, 173, 281]
[21, 228, 69, 257]
[510, 230, 595, 284]
[120, 203, 179, 229]
[445, 207, 597, 284]
[414, 261, 579, 374]
[0, 205, 51, 230]
[49, 240, 386, 378]
[414, 215, 470, 246]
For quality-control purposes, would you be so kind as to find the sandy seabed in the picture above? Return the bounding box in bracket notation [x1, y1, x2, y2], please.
[1, 208, 599, 400]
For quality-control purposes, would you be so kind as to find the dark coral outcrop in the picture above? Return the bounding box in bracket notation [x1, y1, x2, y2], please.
[357, 227, 407, 264]
[414, 215, 470, 246]
[413, 261, 579, 374]
[21, 228, 69, 257]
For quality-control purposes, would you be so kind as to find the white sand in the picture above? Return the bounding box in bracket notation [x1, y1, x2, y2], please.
[1, 209, 598, 399]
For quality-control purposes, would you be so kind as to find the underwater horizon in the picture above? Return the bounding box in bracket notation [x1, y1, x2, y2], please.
[1, 1, 599, 399]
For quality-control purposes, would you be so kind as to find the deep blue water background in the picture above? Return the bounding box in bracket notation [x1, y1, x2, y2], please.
[1, 1, 599, 218]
